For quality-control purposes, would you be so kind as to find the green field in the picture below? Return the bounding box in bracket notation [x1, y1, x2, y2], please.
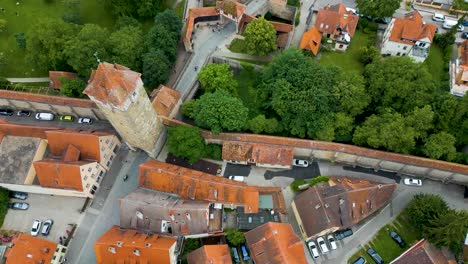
[348, 212, 421, 263]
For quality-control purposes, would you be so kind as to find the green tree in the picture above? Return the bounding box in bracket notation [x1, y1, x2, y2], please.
[64, 24, 111, 77]
[109, 26, 144, 71]
[422, 132, 457, 161]
[358, 45, 380, 65]
[244, 17, 277, 56]
[333, 112, 354, 142]
[404, 194, 449, 234]
[364, 56, 435, 113]
[0, 187, 9, 227]
[353, 109, 416, 153]
[225, 229, 246, 247]
[142, 49, 170, 89]
[333, 73, 370, 117]
[356, 0, 401, 18]
[104, 0, 164, 19]
[0, 19, 7, 32]
[154, 9, 183, 38]
[190, 91, 249, 134]
[425, 209, 468, 256]
[115, 16, 141, 29]
[62, 0, 80, 24]
[60, 76, 86, 98]
[144, 24, 178, 63]
[167, 126, 207, 164]
[405, 105, 434, 140]
[26, 18, 74, 70]
[197, 64, 238, 95]
[247, 114, 279, 134]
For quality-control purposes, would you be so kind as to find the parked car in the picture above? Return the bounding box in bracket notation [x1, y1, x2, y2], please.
[463, 20, 468, 27]
[41, 219, 54, 236]
[443, 19, 464, 31]
[307, 241, 320, 259]
[35, 112, 54, 121]
[78, 117, 93, 125]
[9, 191, 28, 200]
[327, 234, 337, 250]
[17, 110, 31, 117]
[240, 245, 250, 261]
[352, 256, 367, 264]
[31, 220, 42, 236]
[228, 176, 245, 182]
[403, 178, 422, 187]
[0, 108, 13, 116]
[462, 32, 468, 39]
[432, 13, 446, 22]
[231, 247, 240, 263]
[293, 159, 309, 167]
[335, 228, 353, 240]
[7, 202, 29, 210]
[317, 237, 329, 254]
[367, 248, 384, 264]
[390, 230, 406, 248]
[373, 17, 391, 24]
[59, 115, 74, 122]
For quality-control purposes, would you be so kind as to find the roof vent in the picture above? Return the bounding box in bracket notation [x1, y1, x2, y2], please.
[339, 198, 345, 205]
[136, 211, 144, 220]
[352, 202, 356, 207]
[315, 204, 322, 210]
[133, 249, 140, 256]
[325, 203, 329, 208]
[273, 229, 278, 235]
[186, 213, 191, 221]
[157, 168, 162, 173]
[26, 254, 33, 259]
[145, 243, 152, 248]
[108, 246, 116, 254]
[116, 241, 123, 247]
[378, 184, 382, 189]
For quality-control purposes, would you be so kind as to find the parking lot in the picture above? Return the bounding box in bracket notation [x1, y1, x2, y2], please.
[3, 193, 86, 243]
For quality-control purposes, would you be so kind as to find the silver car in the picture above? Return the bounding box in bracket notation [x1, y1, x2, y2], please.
[31, 220, 42, 236]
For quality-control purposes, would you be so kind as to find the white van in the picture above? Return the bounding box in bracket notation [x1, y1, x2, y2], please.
[432, 13, 446, 22]
[35, 113, 54, 121]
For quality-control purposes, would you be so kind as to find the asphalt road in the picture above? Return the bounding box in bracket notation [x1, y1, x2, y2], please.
[264, 162, 321, 180]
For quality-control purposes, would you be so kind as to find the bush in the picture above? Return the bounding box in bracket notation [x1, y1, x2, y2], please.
[0, 187, 9, 227]
[0, 77, 10, 87]
[204, 144, 222, 160]
[358, 46, 380, 65]
[225, 229, 246, 246]
[290, 179, 308, 192]
[295, 11, 301, 26]
[309, 176, 329, 187]
[404, 193, 449, 234]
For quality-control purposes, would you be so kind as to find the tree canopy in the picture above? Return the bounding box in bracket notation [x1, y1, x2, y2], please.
[356, 0, 401, 19]
[225, 229, 246, 247]
[197, 64, 238, 95]
[167, 126, 207, 164]
[423, 132, 457, 161]
[404, 194, 449, 234]
[104, 0, 164, 19]
[109, 25, 144, 71]
[60, 77, 87, 98]
[244, 17, 277, 56]
[142, 49, 171, 88]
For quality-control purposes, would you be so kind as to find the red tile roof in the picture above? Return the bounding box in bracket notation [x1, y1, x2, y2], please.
[293, 177, 397, 238]
[187, 245, 232, 264]
[388, 11, 437, 45]
[33, 160, 87, 191]
[391, 239, 456, 264]
[216, 0, 246, 19]
[315, 4, 359, 37]
[222, 141, 294, 167]
[300, 26, 322, 55]
[4, 233, 57, 264]
[151, 85, 181, 117]
[95, 226, 177, 264]
[84, 62, 142, 107]
[245, 222, 307, 264]
[48, 71, 78, 89]
[139, 160, 261, 213]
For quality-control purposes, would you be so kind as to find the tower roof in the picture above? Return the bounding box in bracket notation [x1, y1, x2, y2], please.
[84, 63, 141, 107]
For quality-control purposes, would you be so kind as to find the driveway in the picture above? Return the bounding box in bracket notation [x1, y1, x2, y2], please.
[3, 194, 86, 243]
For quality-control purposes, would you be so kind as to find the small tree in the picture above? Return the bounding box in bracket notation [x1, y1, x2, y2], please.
[247, 115, 279, 134]
[244, 17, 277, 56]
[142, 49, 170, 89]
[404, 194, 449, 234]
[225, 229, 246, 247]
[60, 77, 86, 98]
[422, 132, 457, 161]
[197, 64, 238, 95]
[167, 126, 207, 164]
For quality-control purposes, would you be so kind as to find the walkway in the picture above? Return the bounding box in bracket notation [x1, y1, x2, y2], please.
[6, 77, 50, 83]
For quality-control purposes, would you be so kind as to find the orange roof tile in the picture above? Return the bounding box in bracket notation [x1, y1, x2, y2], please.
[0, 121, 62, 139]
[187, 245, 232, 264]
[300, 26, 322, 55]
[245, 222, 307, 264]
[34, 160, 86, 191]
[139, 160, 261, 213]
[63, 144, 81, 162]
[84, 62, 141, 107]
[222, 141, 294, 167]
[151, 85, 181, 117]
[95, 226, 177, 264]
[315, 4, 359, 37]
[293, 177, 396, 237]
[388, 11, 437, 46]
[4, 233, 57, 264]
[48, 71, 78, 89]
[392, 239, 455, 264]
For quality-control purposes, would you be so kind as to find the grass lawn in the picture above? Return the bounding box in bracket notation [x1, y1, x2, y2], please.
[0, 0, 115, 77]
[233, 67, 263, 118]
[319, 31, 371, 74]
[229, 38, 249, 54]
[423, 44, 446, 82]
[348, 212, 422, 263]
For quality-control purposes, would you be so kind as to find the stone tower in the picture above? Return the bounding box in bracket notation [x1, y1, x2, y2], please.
[84, 63, 163, 158]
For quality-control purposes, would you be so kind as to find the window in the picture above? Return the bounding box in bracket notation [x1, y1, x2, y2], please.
[99, 171, 104, 177]
[86, 184, 90, 188]
[61, 247, 66, 253]
[88, 167, 92, 172]
[106, 161, 111, 167]
[339, 44, 343, 48]
[83, 176, 88, 181]
[106, 139, 110, 144]
[110, 155, 114, 161]
[396, 52, 401, 56]
[403, 46, 407, 50]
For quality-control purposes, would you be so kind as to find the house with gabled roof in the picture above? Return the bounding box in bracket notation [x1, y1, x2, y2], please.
[187, 245, 232, 264]
[381, 11, 437, 62]
[390, 239, 456, 264]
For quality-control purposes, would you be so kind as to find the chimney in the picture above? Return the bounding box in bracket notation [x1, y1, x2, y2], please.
[26, 254, 33, 259]
[116, 241, 123, 247]
[133, 249, 140, 256]
[145, 243, 152, 248]
[273, 229, 278, 235]
[315, 204, 322, 210]
[108, 246, 116, 254]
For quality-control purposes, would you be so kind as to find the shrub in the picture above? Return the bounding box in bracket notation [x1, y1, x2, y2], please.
[309, 176, 330, 187]
[358, 46, 380, 65]
[205, 144, 222, 160]
[225, 229, 246, 246]
[0, 187, 9, 227]
[295, 11, 301, 26]
[0, 77, 10, 87]
[290, 179, 308, 192]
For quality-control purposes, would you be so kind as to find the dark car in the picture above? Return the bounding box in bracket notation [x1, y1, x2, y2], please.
[0, 109, 13, 116]
[9, 191, 28, 200]
[41, 219, 54, 236]
[335, 228, 353, 240]
[17, 110, 31, 117]
[390, 231, 406, 248]
[367, 248, 384, 264]
[462, 20, 468, 27]
[462, 32, 468, 39]
[352, 256, 367, 264]
[7, 202, 29, 210]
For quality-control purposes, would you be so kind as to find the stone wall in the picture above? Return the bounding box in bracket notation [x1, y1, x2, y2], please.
[0, 90, 105, 120]
[268, 0, 296, 21]
[162, 118, 468, 186]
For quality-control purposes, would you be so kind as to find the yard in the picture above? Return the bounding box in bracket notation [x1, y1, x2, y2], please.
[423, 44, 446, 82]
[348, 212, 421, 263]
[233, 66, 263, 118]
[319, 31, 372, 74]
